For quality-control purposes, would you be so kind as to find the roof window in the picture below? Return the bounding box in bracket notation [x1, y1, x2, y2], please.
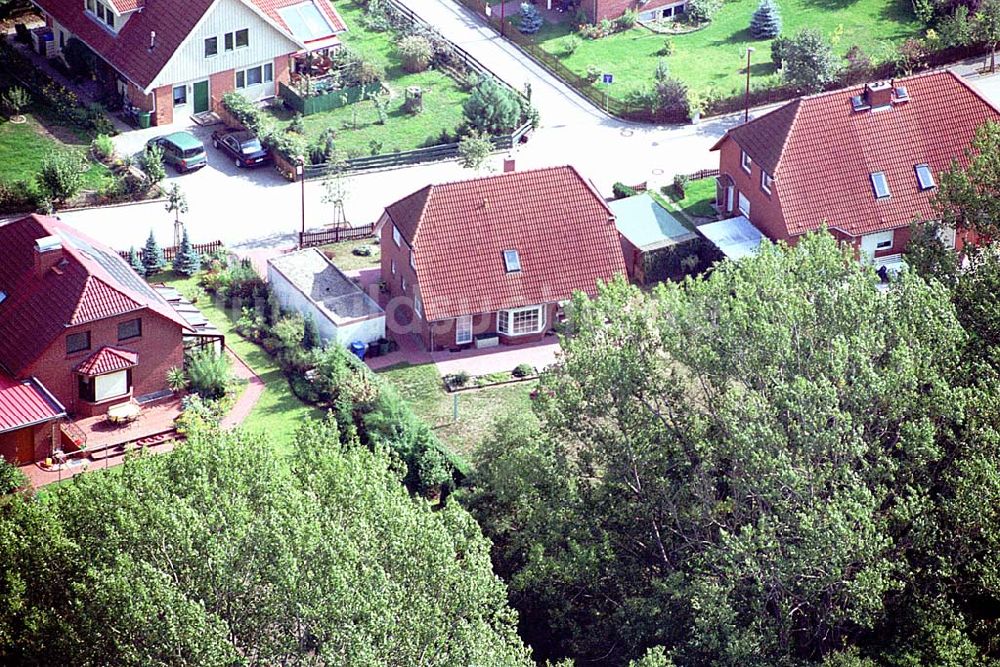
[870, 171, 891, 199]
[0, 290, 6, 305]
[503, 249, 521, 273]
[915, 164, 935, 190]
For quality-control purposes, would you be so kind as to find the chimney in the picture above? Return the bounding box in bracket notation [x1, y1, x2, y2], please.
[149, 30, 156, 50]
[503, 155, 516, 173]
[864, 81, 893, 109]
[34, 235, 63, 278]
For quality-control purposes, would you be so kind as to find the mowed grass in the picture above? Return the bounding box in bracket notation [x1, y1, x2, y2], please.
[377, 363, 537, 459]
[153, 272, 324, 456]
[533, 0, 919, 98]
[661, 177, 718, 224]
[267, 1, 469, 155]
[0, 115, 112, 189]
[319, 238, 381, 272]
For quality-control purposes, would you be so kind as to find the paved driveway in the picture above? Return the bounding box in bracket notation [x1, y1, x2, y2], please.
[55, 0, 1000, 253]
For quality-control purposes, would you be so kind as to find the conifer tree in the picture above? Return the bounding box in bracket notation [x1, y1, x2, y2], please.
[172, 227, 201, 277]
[141, 230, 165, 277]
[518, 3, 543, 34]
[127, 246, 144, 275]
[750, 0, 782, 39]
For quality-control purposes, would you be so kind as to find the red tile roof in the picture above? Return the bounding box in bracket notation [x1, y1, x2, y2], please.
[712, 71, 1000, 238]
[0, 215, 190, 377]
[384, 166, 627, 322]
[0, 371, 64, 433]
[108, 0, 141, 12]
[75, 346, 139, 376]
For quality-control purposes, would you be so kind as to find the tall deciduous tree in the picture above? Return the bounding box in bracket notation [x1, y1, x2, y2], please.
[934, 120, 1000, 240]
[782, 28, 839, 92]
[0, 420, 532, 666]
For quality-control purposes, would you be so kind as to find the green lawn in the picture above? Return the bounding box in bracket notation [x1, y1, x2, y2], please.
[266, 1, 469, 156]
[153, 272, 325, 456]
[377, 363, 537, 459]
[0, 115, 112, 189]
[660, 177, 717, 224]
[531, 0, 919, 99]
[319, 238, 381, 272]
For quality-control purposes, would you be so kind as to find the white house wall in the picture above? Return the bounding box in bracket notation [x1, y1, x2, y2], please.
[150, 0, 298, 92]
[334, 316, 385, 348]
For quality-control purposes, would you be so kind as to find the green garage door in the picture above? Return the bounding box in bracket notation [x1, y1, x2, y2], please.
[193, 80, 209, 114]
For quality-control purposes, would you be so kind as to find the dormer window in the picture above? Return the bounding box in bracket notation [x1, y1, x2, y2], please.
[915, 164, 935, 190]
[870, 171, 891, 199]
[503, 249, 521, 273]
[86, 0, 116, 31]
[741, 150, 752, 174]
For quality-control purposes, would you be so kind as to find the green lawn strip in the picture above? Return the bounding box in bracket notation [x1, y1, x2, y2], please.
[656, 177, 717, 226]
[533, 0, 918, 98]
[152, 272, 324, 452]
[318, 239, 381, 272]
[377, 362, 537, 460]
[0, 114, 112, 188]
[265, 1, 468, 155]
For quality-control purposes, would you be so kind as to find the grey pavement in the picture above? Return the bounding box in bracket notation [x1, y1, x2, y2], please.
[55, 0, 1000, 253]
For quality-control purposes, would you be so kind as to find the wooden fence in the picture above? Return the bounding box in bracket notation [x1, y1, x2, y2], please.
[299, 223, 377, 248]
[686, 168, 720, 180]
[118, 240, 223, 263]
[279, 81, 383, 115]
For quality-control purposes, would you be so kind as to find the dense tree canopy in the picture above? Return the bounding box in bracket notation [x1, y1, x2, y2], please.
[0, 420, 531, 666]
[465, 233, 1000, 666]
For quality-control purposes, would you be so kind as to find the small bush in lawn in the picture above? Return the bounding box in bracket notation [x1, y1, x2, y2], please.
[288, 113, 305, 134]
[655, 76, 691, 121]
[519, 3, 544, 34]
[397, 35, 433, 73]
[352, 245, 373, 257]
[585, 64, 602, 83]
[447, 371, 470, 388]
[615, 8, 638, 32]
[659, 38, 676, 57]
[36, 153, 83, 205]
[512, 363, 534, 378]
[186, 349, 231, 400]
[673, 173, 690, 197]
[91, 134, 115, 161]
[0, 179, 40, 214]
[0, 458, 27, 494]
[562, 34, 582, 56]
[2, 86, 29, 121]
[613, 182, 638, 199]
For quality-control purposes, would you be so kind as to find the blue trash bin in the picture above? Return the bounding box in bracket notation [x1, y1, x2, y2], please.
[350, 341, 367, 360]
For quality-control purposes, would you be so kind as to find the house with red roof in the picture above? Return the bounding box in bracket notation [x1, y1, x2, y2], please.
[710, 71, 1000, 269]
[378, 166, 627, 351]
[0, 215, 192, 464]
[581, 0, 690, 22]
[30, 0, 346, 125]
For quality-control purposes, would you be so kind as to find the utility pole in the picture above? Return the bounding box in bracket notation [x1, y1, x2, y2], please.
[500, 0, 506, 37]
[744, 47, 755, 124]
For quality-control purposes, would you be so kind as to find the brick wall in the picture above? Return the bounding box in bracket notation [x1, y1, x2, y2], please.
[210, 68, 235, 111]
[274, 54, 292, 93]
[590, 0, 637, 21]
[24, 310, 184, 418]
[152, 84, 173, 126]
[718, 137, 790, 244]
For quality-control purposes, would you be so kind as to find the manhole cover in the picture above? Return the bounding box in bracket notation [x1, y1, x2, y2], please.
[621, 128, 634, 137]
[652, 168, 664, 176]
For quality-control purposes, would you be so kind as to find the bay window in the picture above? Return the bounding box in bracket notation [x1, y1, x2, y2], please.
[496, 305, 545, 336]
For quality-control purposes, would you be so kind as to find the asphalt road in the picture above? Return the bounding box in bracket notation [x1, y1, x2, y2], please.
[56, 0, 1000, 253]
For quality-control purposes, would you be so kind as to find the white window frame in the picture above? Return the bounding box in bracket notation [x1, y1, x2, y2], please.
[871, 171, 891, 199]
[875, 237, 893, 251]
[205, 36, 218, 58]
[738, 192, 750, 217]
[390, 258, 396, 275]
[94, 370, 129, 402]
[456, 314, 473, 345]
[401, 276, 407, 291]
[741, 150, 752, 174]
[172, 84, 187, 107]
[915, 164, 935, 190]
[760, 170, 773, 194]
[235, 28, 249, 48]
[392, 224, 401, 246]
[503, 249, 521, 273]
[414, 293, 423, 319]
[409, 248, 416, 269]
[496, 305, 545, 337]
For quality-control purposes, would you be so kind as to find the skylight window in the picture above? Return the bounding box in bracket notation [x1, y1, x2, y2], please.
[915, 164, 935, 190]
[503, 249, 521, 273]
[0, 290, 6, 305]
[870, 171, 891, 199]
[277, 2, 334, 41]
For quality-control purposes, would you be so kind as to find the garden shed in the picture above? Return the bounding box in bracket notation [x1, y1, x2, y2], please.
[267, 249, 385, 347]
[610, 193, 701, 284]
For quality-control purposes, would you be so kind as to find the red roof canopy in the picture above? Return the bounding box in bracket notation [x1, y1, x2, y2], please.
[712, 71, 1000, 238]
[0, 372, 64, 434]
[75, 347, 139, 377]
[384, 166, 627, 322]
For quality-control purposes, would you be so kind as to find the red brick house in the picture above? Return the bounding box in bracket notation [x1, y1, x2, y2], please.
[710, 71, 1000, 268]
[30, 0, 346, 125]
[581, 0, 689, 22]
[0, 215, 191, 463]
[378, 166, 627, 351]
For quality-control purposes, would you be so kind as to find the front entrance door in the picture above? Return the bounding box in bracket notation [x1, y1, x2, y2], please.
[0, 427, 35, 465]
[193, 80, 210, 113]
[456, 315, 473, 345]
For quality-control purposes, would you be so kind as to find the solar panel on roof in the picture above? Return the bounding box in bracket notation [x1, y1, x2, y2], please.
[59, 229, 164, 304]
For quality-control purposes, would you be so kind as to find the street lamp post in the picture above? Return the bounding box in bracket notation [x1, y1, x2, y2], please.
[744, 47, 755, 124]
[296, 161, 305, 247]
[500, 0, 506, 37]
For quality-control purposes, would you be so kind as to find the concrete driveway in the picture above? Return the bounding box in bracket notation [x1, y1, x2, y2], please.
[55, 0, 1000, 253]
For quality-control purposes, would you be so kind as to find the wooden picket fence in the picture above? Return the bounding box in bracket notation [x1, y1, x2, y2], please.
[298, 223, 377, 248]
[118, 240, 223, 263]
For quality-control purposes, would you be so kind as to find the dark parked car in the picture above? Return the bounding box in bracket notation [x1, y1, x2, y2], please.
[145, 132, 207, 173]
[211, 128, 271, 168]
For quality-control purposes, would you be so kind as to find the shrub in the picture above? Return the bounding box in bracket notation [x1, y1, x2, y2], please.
[585, 64, 602, 83]
[141, 230, 165, 276]
[273, 315, 305, 352]
[659, 37, 676, 56]
[0, 458, 27, 495]
[599, 18, 613, 35]
[415, 443, 452, 494]
[687, 0, 722, 23]
[166, 366, 187, 392]
[782, 28, 839, 92]
[615, 8, 638, 31]
[139, 143, 166, 185]
[172, 228, 202, 277]
[613, 182, 638, 199]
[462, 77, 523, 135]
[771, 35, 789, 69]
[458, 130, 493, 170]
[519, 3, 544, 34]
[577, 23, 602, 40]
[655, 76, 691, 120]
[2, 86, 29, 120]
[0, 179, 39, 214]
[512, 363, 534, 378]
[352, 244, 373, 256]
[186, 349, 231, 400]
[288, 112, 305, 135]
[62, 37, 97, 79]
[397, 34, 433, 72]
[127, 246, 144, 274]
[302, 313, 320, 350]
[36, 153, 83, 204]
[844, 45, 873, 81]
[895, 37, 928, 76]
[90, 134, 115, 162]
[307, 128, 337, 166]
[561, 34, 582, 56]
[447, 371, 470, 388]
[750, 0, 782, 39]
[673, 173, 691, 197]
